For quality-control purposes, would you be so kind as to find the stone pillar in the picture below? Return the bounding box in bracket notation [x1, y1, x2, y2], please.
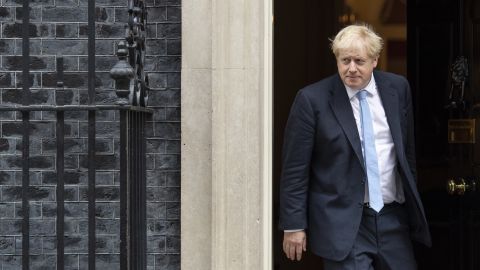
[181, 0, 273, 269]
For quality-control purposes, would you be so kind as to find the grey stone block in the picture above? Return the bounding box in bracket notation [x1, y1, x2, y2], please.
[165, 202, 179, 220]
[42, 7, 87, 23]
[148, 89, 180, 106]
[154, 254, 179, 270]
[157, 23, 180, 38]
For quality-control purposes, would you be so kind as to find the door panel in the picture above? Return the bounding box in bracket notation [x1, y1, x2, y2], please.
[408, 0, 480, 269]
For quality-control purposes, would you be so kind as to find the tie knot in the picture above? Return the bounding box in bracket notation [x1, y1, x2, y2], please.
[357, 90, 368, 101]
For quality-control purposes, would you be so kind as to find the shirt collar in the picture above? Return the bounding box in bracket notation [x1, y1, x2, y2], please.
[345, 74, 377, 100]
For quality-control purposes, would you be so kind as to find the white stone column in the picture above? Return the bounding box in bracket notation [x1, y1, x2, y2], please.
[181, 0, 273, 269]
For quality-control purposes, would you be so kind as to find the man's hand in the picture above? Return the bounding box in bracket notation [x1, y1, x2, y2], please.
[283, 231, 307, 261]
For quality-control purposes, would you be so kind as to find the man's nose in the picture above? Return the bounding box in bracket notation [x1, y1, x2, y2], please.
[348, 62, 357, 72]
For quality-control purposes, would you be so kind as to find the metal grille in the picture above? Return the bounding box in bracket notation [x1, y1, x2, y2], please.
[0, 0, 152, 269]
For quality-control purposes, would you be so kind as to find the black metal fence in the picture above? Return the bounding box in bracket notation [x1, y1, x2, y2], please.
[0, 0, 151, 269]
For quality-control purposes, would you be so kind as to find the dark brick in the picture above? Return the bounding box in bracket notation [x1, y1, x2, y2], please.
[0, 7, 13, 22]
[15, 202, 42, 218]
[2, 121, 55, 137]
[0, 73, 13, 88]
[146, 73, 167, 89]
[4, 0, 54, 6]
[165, 107, 180, 121]
[157, 0, 180, 5]
[42, 40, 87, 55]
[166, 235, 179, 252]
[64, 236, 87, 253]
[0, 256, 21, 269]
[166, 7, 180, 22]
[95, 7, 114, 22]
[114, 8, 128, 23]
[16, 73, 41, 89]
[0, 39, 14, 54]
[78, 56, 117, 71]
[3, 89, 52, 105]
[42, 72, 103, 88]
[3, 56, 55, 71]
[1, 186, 55, 202]
[146, 39, 166, 55]
[146, 170, 166, 186]
[166, 171, 180, 186]
[155, 254, 179, 270]
[96, 202, 118, 218]
[56, 24, 78, 38]
[154, 122, 180, 139]
[146, 23, 157, 38]
[42, 7, 87, 22]
[147, 235, 165, 253]
[29, 255, 56, 269]
[2, 23, 37, 37]
[148, 89, 180, 106]
[167, 73, 180, 88]
[43, 202, 88, 217]
[147, 187, 179, 202]
[79, 0, 126, 6]
[146, 202, 166, 219]
[15, 7, 41, 22]
[166, 39, 180, 55]
[147, 220, 179, 235]
[0, 203, 15, 218]
[147, 7, 166, 22]
[157, 23, 180, 39]
[146, 139, 165, 154]
[145, 56, 180, 72]
[79, 186, 120, 201]
[55, 0, 78, 6]
[0, 237, 15, 253]
[166, 202, 179, 220]
[14, 39, 42, 55]
[0, 219, 21, 234]
[80, 23, 124, 38]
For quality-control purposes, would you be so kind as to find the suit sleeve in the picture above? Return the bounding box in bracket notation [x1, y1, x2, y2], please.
[278, 89, 315, 230]
[404, 79, 417, 182]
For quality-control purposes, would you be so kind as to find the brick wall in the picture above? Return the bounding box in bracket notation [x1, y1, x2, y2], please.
[0, 0, 180, 269]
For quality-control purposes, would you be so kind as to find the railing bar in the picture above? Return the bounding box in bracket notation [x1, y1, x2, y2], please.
[88, 111, 96, 270]
[21, 111, 30, 270]
[141, 112, 147, 268]
[22, 0, 30, 106]
[56, 111, 65, 270]
[136, 111, 140, 269]
[137, 111, 142, 269]
[88, 0, 95, 104]
[120, 111, 128, 270]
[128, 110, 134, 269]
[21, 0, 31, 267]
[130, 112, 138, 269]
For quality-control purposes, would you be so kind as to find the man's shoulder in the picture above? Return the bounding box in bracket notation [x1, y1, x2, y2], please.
[374, 70, 408, 86]
[299, 74, 339, 97]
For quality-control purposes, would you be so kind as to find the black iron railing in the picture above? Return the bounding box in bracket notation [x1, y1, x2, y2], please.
[0, 0, 151, 269]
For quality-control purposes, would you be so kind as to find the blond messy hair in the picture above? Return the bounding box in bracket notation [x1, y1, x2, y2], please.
[330, 23, 383, 59]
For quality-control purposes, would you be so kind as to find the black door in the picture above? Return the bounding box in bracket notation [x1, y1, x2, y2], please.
[408, 0, 480, 269]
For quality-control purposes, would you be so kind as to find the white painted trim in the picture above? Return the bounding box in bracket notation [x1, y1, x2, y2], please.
[261, 0, 274, 269]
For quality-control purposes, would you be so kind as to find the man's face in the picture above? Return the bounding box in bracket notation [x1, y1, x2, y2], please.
[336, 47, 378, 90]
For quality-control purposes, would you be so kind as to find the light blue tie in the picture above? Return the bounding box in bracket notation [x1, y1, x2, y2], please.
[357, 90, 383, 212]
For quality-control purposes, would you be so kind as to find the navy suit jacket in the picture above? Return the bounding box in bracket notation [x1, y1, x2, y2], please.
[278, 70, 431, 261]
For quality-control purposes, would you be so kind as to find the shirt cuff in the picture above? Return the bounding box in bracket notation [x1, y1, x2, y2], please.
[284, 229, 304, 232]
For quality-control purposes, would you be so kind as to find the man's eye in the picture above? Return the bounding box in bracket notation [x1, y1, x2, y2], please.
[355, 59, 365, 65]
[342, 59, 350, 64]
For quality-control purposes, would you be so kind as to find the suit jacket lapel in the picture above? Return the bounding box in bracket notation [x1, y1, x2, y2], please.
[375, 73, 405, 161]
[329, 75, 365, 168]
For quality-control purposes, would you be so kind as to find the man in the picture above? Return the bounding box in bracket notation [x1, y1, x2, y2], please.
[278, 24, 431, 269]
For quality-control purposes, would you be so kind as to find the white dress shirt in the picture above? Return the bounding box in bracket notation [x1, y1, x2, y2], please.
[345, 75, 404, 204]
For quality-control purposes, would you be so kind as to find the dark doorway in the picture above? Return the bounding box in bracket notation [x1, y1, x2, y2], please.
[273, 0, 480, 269]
